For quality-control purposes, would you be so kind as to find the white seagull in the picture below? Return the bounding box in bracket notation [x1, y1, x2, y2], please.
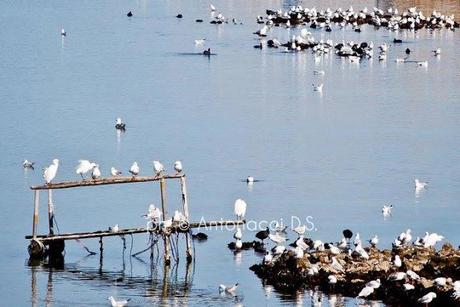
[382, 204, 393, 216]
[91, 164, 101, 180]
[234, 227, 242, 240]
[234, 199, 247, 220]
[173, 160, 183, 173]
[129, 162, 140, 177]
[219, 283, 239, 294]
[209, 4, 216, 12]
[269, 233, 286, 244]
[195, 38, 206, 45]
[23, 160, 35, 169]
[76, 160, 96, 180]
[109, 224, 119, 233]
[61, 28, 66, 36]
[246, 176, 254, 184]
[417, 292, 436, 304]
[144, 203, 162, 221]
[366, 279, 381, 289]
[415, 179, 428, 190]
[43, 159, 59, 184]
[432, 48, 441, 56]
[153, 160, 165, 175]
[369, 235, 379, 247]
[111, 167, 122, 176]
[357, 285, 374, 298]
[312, 83, 323, 92]
[108, 296, 130, 307]
[293, 225, 306, 235]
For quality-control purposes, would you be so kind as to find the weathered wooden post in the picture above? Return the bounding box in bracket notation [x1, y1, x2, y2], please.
[160, 177, 171, 265]
[180, 175, 193, 262]
[32, 190, 40, 239]
[48, 190, 54, 235]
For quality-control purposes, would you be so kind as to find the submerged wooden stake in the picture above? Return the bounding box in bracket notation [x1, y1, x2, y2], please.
[32, 190, 40, 239]
[160, 177, 171, 265]
[180, 175, 193, 261]
[48, 190, 54, 235]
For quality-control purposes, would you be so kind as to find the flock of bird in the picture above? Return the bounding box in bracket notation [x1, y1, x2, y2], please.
[256, 6, 457, 30]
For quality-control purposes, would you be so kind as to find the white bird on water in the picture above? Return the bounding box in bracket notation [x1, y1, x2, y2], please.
[219, 283, 239, 294]
[91, 164, 101, 180]
[111, 167, 122, 176]
[246, 176, 254, 184]
[61, 28, 66, 36]
[129, 162, 140, 177]
[43, 159, 59, 184]
[312, 83, 323, 92]
[195, 38, 206, 45]
[174, 160, 183, 173]
[153, 160, 165, 175]
[23, 160, 35, 169]
[415, 179, 428, 190]
[76, 160, 96, 180]
[417, 292, 436, 304]
[432, 48, 441, 56]
[382, 204, 393, 216]
[108, 296, 130, 307]
[234, 199, 247, 220]
[314, 70, 325, 76]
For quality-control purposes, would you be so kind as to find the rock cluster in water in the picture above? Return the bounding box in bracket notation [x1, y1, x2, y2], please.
[257, 6, 458, 31]
[250, 243, 460, 305]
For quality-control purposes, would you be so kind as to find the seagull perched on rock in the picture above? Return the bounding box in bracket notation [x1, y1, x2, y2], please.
[173, 160, 183, 173]
[111, 167, 122, 176]
[417, 292, 436, 304]
[331, 257, 344, 272]
[234, 199, 247, 220]
[153, 160, 165, 176]
[406, 270, 420, 280]
[43, 159, 59, 184]
[129, 162, 139, 177]
[357, 285, 374, 298]
[389, 272, 406, 281]
[293, 225, 306, 236]
[23, 160, 35, 169]
[76, 160, 96, 180]
[403, 283, 415, 291]
[328, 275, 337, 285]
[366, 279, 381, 289]
[108, 296, 130, 307]
[393, 255, 402, 267]
[256, 227, 270, 243]
[269, 233, 286, 244]
[369, 235, 379, 247]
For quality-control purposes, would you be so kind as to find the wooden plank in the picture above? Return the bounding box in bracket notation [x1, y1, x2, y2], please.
[25, 220, 246, 242]
[48, 190, 54, 235]
[160, 178, 171, 264]
[32, 190, 40, 239]
[180, 176, 193, 260]
[30, 174, 185, 190]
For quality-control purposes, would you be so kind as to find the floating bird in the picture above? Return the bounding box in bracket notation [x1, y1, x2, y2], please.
[246, 176, 254, 183]
[76, 160, 96, 180]
[219, 283, 239, 294]
[192, 232, 208, 240]
[176, 14, 183, 18]
[111, 167, 122, 176]
[115, 118, 126, 130]
[417, 292, 436, 304]
[312, 83, 323, 92]
[432, 48, 441, 55]
[254, 25, 268, 37]
[43, 159, 59, 184]
[417, 61, 428, 67]
[234, 199, 247, 220]
[314, 70, 325, 76]
[153, 160, 165, 176]
[393, 38, 403, 43]
[61, 28, 66, 36]
[203, 48, 211, 56]
[369, 235, 379, 247]
[234, 227, 242, 240]
[195, 38, 206, 45]
[129, 162, 140, 177]
[108, 296, 130, 307]
[22, 160, 35, 169]
[174, 160, 183, 173]
[91, 164, 101, 180]
[109, 224, 119, 233]
[357, 285, 374, 298]
[406, 48, 411, 54]
[382, 204, 393, 216]
[256, 227, 270, 243]
[415, 179, 428, 190]
[127, 11, 133, 17]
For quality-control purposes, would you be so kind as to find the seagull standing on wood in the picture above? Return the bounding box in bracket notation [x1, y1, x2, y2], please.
[129, 162, 139, 177]
[153, 160, 165, 176]
[43, 159, 59, 184]
[234, 199, 247, 220]
[91, 164, 101, 180]
[76, 160, 96, 180]
[173, 160, 183, 173]
[111, 167, 122, 176]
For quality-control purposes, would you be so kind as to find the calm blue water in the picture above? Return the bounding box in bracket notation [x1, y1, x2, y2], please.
[1, 0, 459, 306]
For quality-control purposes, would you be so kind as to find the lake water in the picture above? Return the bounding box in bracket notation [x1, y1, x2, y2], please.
[1, 0, 459, 306]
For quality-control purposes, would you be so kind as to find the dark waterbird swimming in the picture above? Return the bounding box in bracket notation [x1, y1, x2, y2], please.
[127, 11, 133, 17]
[176, 14, 183, 18]
[393, 38, 403, 43]
[192, 232, 208, 241]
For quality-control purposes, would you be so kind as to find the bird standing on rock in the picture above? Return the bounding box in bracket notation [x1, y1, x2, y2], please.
[256, 227, 270, 243]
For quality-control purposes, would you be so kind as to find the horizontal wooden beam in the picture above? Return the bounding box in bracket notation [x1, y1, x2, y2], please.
[25, 220, 246, 242]
[30, 174, 185, 190]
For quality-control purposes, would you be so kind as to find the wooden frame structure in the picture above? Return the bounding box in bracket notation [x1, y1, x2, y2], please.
[26, 173, 245, 264]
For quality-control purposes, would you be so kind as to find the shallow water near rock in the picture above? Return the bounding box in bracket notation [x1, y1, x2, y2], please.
[0, 0, 459, 306]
